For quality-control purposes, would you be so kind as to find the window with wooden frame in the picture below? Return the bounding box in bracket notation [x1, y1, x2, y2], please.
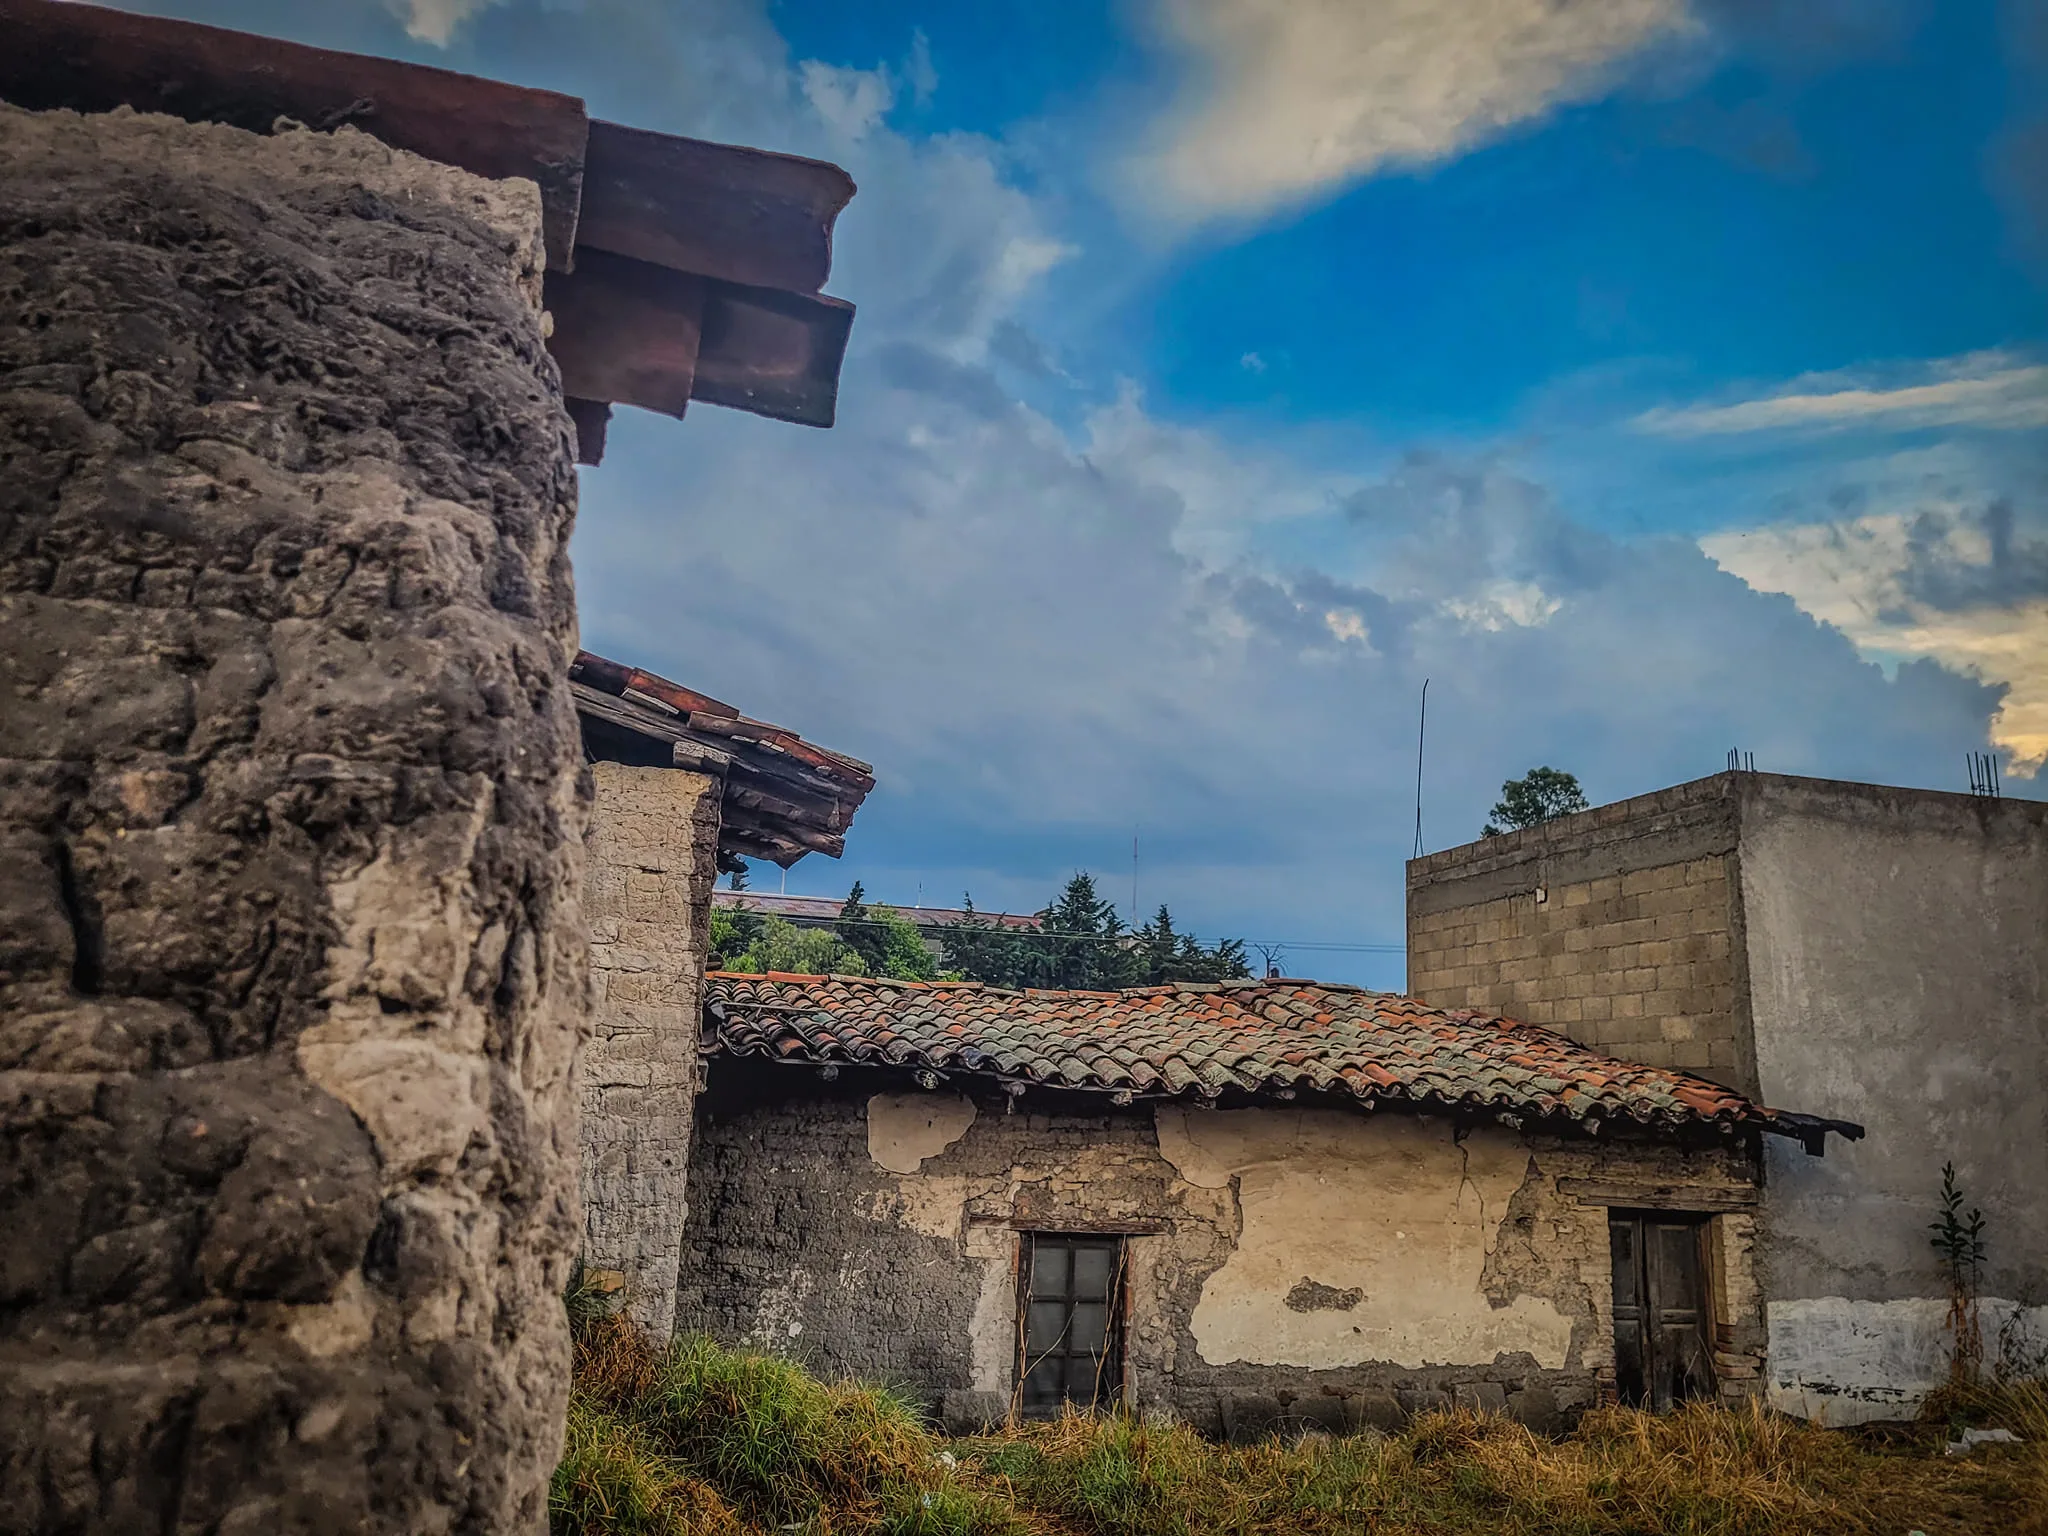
[1016, 1233, 1126, 1417]
[1608, 1211, 1717, 1410]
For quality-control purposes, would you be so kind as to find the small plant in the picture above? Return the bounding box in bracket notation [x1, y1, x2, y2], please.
[1930, 1162, 1988, 1388]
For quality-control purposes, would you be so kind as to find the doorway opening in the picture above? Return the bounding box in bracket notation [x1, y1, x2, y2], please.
[1608, 1211, 1717, 1410]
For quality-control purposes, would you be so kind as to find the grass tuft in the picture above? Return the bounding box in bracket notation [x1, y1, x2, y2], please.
[552, 1311, 1030, 1536]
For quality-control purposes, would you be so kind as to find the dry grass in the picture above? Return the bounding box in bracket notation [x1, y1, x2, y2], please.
[553, 1306, 2045, 1536]
[966, 1400, 1876, 1536]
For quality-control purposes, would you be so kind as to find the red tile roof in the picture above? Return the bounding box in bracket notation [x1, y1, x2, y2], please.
[703, 974, 1862, 1148]
[572, 651, 873, 867]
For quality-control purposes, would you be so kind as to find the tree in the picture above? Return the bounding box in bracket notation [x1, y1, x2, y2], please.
[1484, 767, 1589, 836]
[933, 877, 1249, 989]
[835, 881, 884, 973]
[1135, 904, 1250, 984]
[1027, 872, 1130, 989]
[826, 883, 938, 981]
[726, 861, 750, 892]
[718, 914, 865, 977]
[932, 895, 1028, 988]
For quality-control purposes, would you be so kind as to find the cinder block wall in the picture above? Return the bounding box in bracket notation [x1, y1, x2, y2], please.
[0, 106, 587, 1533]
[1407, 777, 1755, 1092]
[580, 762, 723, 1335]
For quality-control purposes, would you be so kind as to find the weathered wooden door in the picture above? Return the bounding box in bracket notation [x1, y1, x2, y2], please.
[1609, 1213, 1716, 1410]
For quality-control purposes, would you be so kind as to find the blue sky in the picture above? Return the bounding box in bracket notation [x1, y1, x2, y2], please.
[127, 0, 2047, 985]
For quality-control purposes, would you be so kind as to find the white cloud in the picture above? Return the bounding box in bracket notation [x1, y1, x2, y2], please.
[1704, 508, 2048, 773]
[1133, 0, 1695, 220]
[1635, 355, 2048, 436]
[1240, 351, 1267, 374]
[799, 60, 896, 141]
[286, 0, 2026, 966]
[388, 0, 501, 45]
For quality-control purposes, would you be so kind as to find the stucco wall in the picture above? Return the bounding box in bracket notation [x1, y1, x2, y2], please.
[676, 1063, 1764, 1436]
[580, 762, 723, 1335]
[1737, 777, 2048, 1422]
[0, 106, 586, 1532]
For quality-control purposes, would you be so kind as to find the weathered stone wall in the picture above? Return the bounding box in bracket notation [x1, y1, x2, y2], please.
[580, 762, 722, 1335]
[1408, 776, 1755, 1093]
[677, 1063, 1763, 1437]
[0, 105, 586, 1532]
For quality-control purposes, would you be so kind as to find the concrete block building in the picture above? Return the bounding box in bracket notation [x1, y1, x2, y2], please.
[1408, 771, 2048, 1422]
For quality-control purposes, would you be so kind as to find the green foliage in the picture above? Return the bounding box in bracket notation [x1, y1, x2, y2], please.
[1931, 1162, 1990, 1386]
[1026, 871, 1129, 989]
[1134, 905, 1251, 986]
[933, 876, 1249, 991]
[1483, 767, 1589, 837]
[862, 904, 940, 982]
[717, 914, 867, 977]
[836, 883, 939, 982]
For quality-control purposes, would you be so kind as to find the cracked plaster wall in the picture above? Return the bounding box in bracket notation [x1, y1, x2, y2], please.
[677, 1064, 1762, 1436]
[0, 105, 587, 1532]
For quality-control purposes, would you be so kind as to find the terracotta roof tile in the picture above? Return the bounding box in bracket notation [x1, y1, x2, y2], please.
[703, 973, 1861, 1148]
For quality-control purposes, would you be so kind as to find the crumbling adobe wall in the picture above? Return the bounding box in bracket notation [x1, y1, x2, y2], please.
[677, 1063, 1763, 1437]
[0, 105, 587, 1533]
[580, 761, 723, 1335]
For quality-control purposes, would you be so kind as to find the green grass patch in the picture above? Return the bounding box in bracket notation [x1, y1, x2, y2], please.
[551, 1310, 1030, 1536]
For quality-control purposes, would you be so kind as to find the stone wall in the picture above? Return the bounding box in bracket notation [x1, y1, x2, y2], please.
[676, 1062, 1764, 1437]
[1407, 776, 1755, 1093]
[0, 106, 586, 1533]
[579, 761, 722, 1336]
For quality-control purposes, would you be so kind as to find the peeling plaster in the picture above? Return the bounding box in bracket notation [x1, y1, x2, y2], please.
[867, 1092, 977, 1173]
[1768, 1296, 2048, 1424]
[1156, 1107, 1574, 1370]
[966, 1224, 1019, 1395]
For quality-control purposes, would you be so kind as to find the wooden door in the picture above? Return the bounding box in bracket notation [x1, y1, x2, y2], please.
[1608, 1213, 1715, 1410]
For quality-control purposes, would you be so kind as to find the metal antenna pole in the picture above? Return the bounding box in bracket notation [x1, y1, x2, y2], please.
[1412, 679, 1429, 860]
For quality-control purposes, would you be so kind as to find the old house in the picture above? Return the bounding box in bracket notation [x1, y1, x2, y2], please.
[675, 972, 1859, 1436]
[0, 1, 858, 1529]
[1407, 770, 2048, 1422]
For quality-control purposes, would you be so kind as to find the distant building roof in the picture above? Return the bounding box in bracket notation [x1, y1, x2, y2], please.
[702, 973, 1864, 1151]
[2, 0, 856, 460]
[711, 890, 1042, 931]
[573, 651, 873, 867]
